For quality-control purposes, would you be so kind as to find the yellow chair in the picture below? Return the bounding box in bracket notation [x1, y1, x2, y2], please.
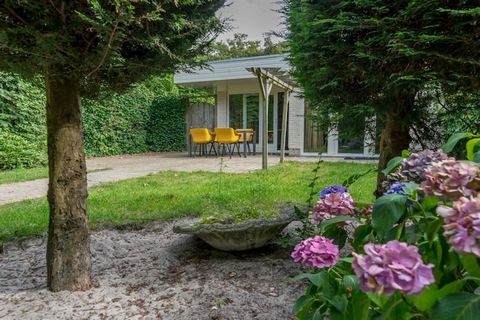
[236, 128, 255, 155]
[214, 127, 241, 158]
[189, 128, 216, 157]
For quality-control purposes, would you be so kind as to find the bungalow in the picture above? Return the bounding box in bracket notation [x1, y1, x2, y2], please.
[174, 54, 377, 159]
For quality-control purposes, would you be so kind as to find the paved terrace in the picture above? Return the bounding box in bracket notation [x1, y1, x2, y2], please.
[0, 152, 327, 205]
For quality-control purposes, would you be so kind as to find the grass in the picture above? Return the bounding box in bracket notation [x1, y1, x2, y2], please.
[0, 161, 377, 242]
[0, 167, 112, 185]
[0, 167, 48, 184]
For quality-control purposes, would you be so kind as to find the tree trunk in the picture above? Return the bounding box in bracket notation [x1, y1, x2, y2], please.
[45, 68, 92, 292]
[374, 106, 412, 197]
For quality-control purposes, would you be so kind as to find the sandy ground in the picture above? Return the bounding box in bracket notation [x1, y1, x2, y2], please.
[0, 219, 305, 320]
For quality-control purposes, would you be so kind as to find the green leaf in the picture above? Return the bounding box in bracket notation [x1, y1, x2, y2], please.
[460, 254, 480, 278]
[290, 271, 328, 288]
[401, 150, 411, 158]
[319, 215, 357, 231]
[342, 275, 359, 292]
[441, 132, 475, 153]
[421, 196, 440, 212]
[352, 292, 370, 320]
[431, 293, 480, 320]
[437, 280, 468, 299]
[377, 294, 411, 320]
[403, 182, 419, 194]
[412, 285, 439, 311]
[293, 295, 315, 319]
[372, 195, 408, 237]
[381, 156, 404, 175]
[366, 292, 390, 308]
[466, 138, 480, 161]
[473, 151, 480, 163]
[323, 224, 348, 248]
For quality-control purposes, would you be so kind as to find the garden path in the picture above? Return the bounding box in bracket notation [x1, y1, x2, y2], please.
[0, 152, 318, 205]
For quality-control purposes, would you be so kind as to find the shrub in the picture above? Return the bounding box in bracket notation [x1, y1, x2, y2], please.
[0, 73, 187, 170]
[290, 133, 480, 320]
[0, 132, 47, 169]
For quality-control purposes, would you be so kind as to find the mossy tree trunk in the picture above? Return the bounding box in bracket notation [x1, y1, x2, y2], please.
[45, 67, 92, 292]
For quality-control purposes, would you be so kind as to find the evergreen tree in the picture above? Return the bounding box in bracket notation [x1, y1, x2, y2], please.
[0, 0, 225, 292]
[283, 0, 480, 195]
[209, 33, 288, 60]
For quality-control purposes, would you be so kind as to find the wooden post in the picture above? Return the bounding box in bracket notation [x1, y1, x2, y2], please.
[248, 67, 294, 168]
[257, 71, 272, 170]
[280, 90, 290, 163]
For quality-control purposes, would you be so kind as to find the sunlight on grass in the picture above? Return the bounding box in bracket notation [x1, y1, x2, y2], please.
[0, 161, 377, 241]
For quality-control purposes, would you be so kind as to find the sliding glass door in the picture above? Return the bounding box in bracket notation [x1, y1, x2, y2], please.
[229, 93, 286, 149]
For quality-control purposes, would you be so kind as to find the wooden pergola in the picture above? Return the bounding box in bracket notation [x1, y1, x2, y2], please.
[246, 67, 296, 169]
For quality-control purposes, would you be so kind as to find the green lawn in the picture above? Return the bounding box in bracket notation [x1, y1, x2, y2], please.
[0, 161, 377, 242]
[0, 166, 112, 185]
[0, 167, 48, 185]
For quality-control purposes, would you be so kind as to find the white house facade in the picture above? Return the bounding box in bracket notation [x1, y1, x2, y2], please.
[174, 54, 377, 158]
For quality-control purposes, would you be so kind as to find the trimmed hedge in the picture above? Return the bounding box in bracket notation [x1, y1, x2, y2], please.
[0, 73, 187, 170]
[147, 96, 187, 152]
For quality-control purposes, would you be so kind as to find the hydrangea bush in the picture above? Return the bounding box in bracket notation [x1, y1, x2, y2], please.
[291, 133, 480, 320]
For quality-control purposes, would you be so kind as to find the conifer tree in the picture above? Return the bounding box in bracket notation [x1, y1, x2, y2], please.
[284, 0, 480, 195]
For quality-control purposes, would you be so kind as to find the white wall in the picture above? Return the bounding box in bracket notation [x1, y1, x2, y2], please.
[214, 79, 305, 153]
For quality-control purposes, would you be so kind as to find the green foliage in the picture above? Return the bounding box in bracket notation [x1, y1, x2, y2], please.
[0, 73, 187, 168]
[146, 96, 187, 152]
[0, 131, 47, 170]
[284, 0, 480, 165]
[289, 134, 480, 319]
[0, 72, 47, 169]
[371, 194, 407, 238]
[207, 33, 288, 61]
[0, 0, 227, 87]
[82, 77, 186, 156]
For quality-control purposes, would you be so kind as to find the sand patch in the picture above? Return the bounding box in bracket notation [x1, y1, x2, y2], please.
[0, 219, 304, 319]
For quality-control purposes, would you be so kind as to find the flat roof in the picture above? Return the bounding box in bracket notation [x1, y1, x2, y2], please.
[174, 54, 291, 85]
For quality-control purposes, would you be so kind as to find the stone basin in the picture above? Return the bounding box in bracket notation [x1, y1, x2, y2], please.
[173, 213, 294, 251]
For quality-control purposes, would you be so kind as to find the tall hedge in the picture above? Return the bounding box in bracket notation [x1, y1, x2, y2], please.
[147, 96, 187, 152]
[0, 73, 187, 170]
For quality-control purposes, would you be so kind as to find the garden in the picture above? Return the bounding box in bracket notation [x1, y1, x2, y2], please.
[1, 1, 480, 320]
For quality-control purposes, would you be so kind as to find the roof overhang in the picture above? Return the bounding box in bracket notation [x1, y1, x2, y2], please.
[174, 54, 295, 88]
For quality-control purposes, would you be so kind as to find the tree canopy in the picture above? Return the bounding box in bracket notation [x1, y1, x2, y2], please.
[0, 0, 226, 292]
[1, 0, 226, 87]
[283, 0, 480, 194]
[208, 33, 288, 60]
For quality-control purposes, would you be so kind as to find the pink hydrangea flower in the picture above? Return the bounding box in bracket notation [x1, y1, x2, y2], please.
[291, 236, 339, 268]
[437, 196, 480, 258]
[352, 241, 435, 296]
[421, 160, 480, 201]
[311, 192, 355, 225]
[401, 150, 450, 183]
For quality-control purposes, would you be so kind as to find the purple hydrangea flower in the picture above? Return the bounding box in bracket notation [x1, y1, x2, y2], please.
[384, 182, 408, 196]
[291, 236, 339, 268]
[421, 160, 480, 201]
[352, 240, 435, 296]
[319, 185, 349, 199]
[401, 150, 450, 183]
[437, 196, 480, 258]
[311, 192, 355, 225]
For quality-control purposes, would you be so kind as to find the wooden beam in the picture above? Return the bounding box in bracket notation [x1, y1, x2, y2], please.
[247, 67, 295, 92]
[280, 90, 290, 163]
